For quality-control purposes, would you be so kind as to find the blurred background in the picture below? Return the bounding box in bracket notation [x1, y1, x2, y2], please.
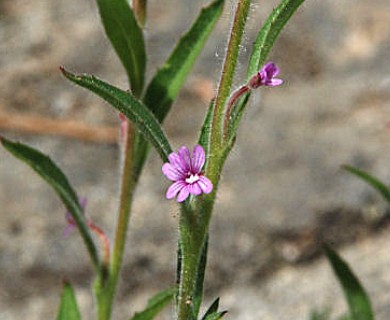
[1, 0, 390, 319]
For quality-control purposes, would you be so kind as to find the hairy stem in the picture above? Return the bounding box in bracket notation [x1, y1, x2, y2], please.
[177, 209, 203, 320]
[210, 0, 251, 148]
[177, 2, 251, 319]
[95, 123, 136, 320]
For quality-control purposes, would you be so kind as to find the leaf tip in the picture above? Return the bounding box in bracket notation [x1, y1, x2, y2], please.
[59, 66, 75, 80]
[59, 66, 71, 79]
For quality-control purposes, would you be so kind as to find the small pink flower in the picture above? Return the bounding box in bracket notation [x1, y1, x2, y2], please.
[162, 145, 213, 202]
[249, 61, 283, 89]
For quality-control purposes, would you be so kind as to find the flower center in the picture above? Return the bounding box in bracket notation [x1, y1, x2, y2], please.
[185, 173, 200, 184]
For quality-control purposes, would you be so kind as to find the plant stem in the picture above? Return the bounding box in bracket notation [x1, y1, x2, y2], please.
[210, 0, 251, 148]
[95, 2, 147, 318]
[95, 123, 136, 320]
[177, 157, 224, 320]
[111, 123, 136, 282]
[177, 2, 251, 319]
[177, 209, 202, 320]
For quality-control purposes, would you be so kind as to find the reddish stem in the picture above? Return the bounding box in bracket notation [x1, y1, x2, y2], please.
[223, 85, 250, 139]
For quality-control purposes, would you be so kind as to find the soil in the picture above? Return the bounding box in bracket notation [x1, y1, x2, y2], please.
[1, 0, 390, 319]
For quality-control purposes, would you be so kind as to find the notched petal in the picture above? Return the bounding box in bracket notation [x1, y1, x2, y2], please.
[188, 182, 202, 196]
[166, 181, 186, 199]
[177, 186, 190, 202]
[162, 162, 184, 181]
[178, 146, 192, 171]
[198, 176, 213, 194]
[269, 78, 283, 86]
[191, 145, 205, 173]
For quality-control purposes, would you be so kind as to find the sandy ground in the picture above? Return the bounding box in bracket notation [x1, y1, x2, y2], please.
[1, 0, 390, 319]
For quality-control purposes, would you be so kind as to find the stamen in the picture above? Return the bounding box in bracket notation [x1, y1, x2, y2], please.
[185, 174, 200, 184]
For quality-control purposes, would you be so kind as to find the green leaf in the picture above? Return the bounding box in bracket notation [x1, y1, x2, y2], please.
[130, 287, 176, 320]
[96, 0, 146, 96]
[342, 165, 390, 203]
[198, 100, 215, 165]
[247, 0, 306, 77]
[56, 281, 82, 320]
[143, 0, 224, 122]
[323, 245, 374, 320]
[133, 0, 224, 181]
[201, 297, 220, 320]
[1, 137, 99, 268]
[204, 311, 228, 320]
[61, 68, 172, 162]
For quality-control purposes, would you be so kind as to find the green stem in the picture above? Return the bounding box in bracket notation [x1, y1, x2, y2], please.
[176, 157, 225, 320]
[95, 123, 136, 320]
[177, 208, 203, 320]
[210, 0, 251, 148]
[95, 2, 146, 318]
[111, 122, 136, 284]
[177, 2, 250, 319]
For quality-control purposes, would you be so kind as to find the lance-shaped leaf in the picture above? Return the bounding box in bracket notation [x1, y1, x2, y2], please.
[143, 0, 224, 122]
[204, 311, 228, 320]
[198, 100, 215, 161]
[247, 0, 306, 77]
[201, 297, 220, 320]
[132, 0, 224, 180]
[57, 281, 82, 320]
[1, 137, 99, 268]
[323, 245, 374, 320]
[96, 0, 146, 96]
[130, 287, 176, 320]
[343, 165, 390, 203]
[61, 68, 172, 162]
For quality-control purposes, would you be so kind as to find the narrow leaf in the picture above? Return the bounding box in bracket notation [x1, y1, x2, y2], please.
[56, 281, 82, 320]
[61, 68, 172, 162]
[247, 0, 306, 77]
[1, 137, 99, 268]
[323, 245, 374, 320]
[143, 0, 224, 122]
[201, 297, 220, 320]
[130, 287, 176, 320]
[204, 311, 228, 320]
[96, 0, 146, 96]
[343, 165, 390, 203]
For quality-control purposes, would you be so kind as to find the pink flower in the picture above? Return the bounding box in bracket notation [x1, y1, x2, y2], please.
[162, 145, 213, 202]
[249, 61, 283, 89]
